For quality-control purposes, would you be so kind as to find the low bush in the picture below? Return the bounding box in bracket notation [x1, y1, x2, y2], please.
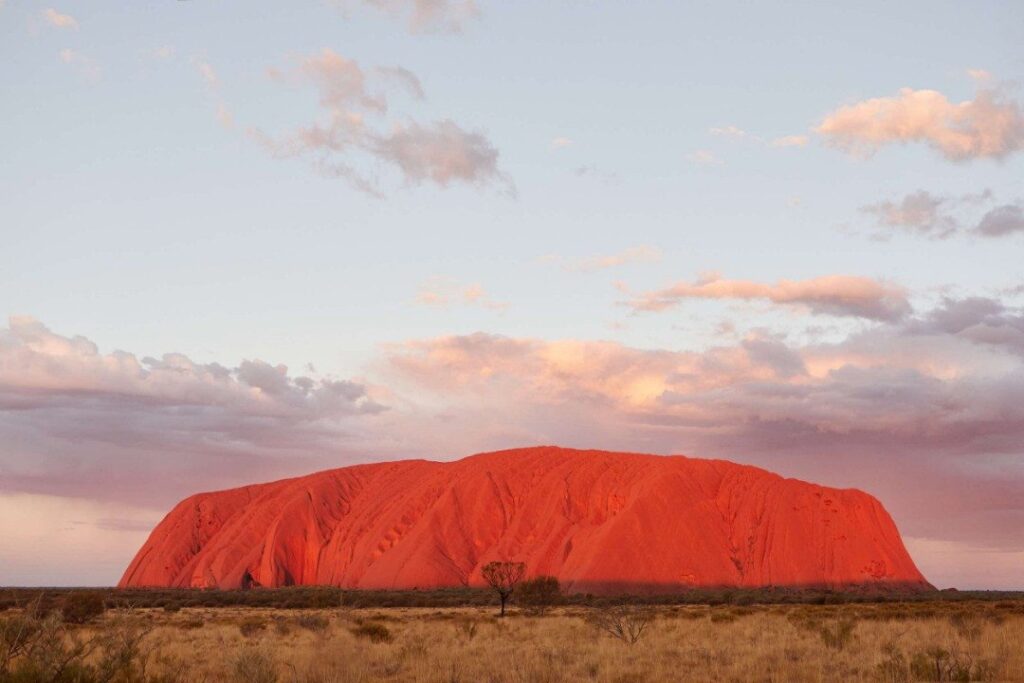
[586, 606, 652, 645]
[818, 617, 856, 651]
[60, 591, 106, 625]
[230, 646, 278, 683]
[350, 622, 391, 643]
[238, 617, 268, 637]
[295, 613, 329, 633]
[909, 646, 996, 682]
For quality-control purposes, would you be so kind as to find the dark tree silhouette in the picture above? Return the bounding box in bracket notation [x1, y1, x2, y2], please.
[481, 561, 526, 617]
[516, 575, 562, 614]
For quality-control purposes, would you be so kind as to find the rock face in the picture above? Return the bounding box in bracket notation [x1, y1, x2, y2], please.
[119, 447, 930, 592]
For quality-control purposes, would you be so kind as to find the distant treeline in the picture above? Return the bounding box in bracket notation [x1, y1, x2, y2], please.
[2, 585, 1022, 612]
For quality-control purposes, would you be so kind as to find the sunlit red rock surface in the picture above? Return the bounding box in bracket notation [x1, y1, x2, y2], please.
[120, 447, 930, 593]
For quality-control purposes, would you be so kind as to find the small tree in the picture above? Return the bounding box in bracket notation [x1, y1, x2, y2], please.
[516, 576, 561, 615]
[481, 561, 526, 617]
[587, 605, 652, 645]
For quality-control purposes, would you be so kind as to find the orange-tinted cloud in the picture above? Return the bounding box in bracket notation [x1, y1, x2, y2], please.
[624, 273, 911, 321]
[817, 87, 1024, 161]
[416, 277, 508, 311]
[42, 8, 77, 29]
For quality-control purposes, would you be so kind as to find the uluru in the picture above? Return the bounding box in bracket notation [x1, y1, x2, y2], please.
[120, 447, 930, 593]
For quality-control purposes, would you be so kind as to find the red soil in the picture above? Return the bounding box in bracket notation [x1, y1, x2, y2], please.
[119, 447, 930, 593]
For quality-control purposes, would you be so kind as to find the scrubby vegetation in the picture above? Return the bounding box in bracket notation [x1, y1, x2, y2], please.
[1, 591, 1022, 682]
[3, 586, 1018, 613]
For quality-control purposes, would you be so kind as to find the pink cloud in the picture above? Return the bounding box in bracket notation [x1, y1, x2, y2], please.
[624, 273, 912, 321]
[0, 317, 386, 508]
[339, 0, 480, 33]
[372, 120, 504, 188]
[253, 49, 507, 194]
[817, 87, 1024, 161]
[541, 245, 662, 273]
[416, 277, 508, 311]
[42, 8, 77, 29]
[58, 48, 100, 82]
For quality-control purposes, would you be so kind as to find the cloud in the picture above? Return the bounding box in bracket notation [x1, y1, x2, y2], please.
[860, 190, 959, 239]
[771, 134, 809, 148]
[551, 137, 573, 148]
[545, 245, 662, 273]
[338, 0, 480, 32]
[817, 87, 1024, 161]
[687, 149, 721, 165]
[624, 273, 912, 321]
[966, 69, 993, 83]
[0, 317, 386, 507]
[253, 49, 507, 194]
[58, 48, 100, 82]
[372, 120, 504, 187]
[859, 189, 1022, 240]
[42, 8, 77, 29]
[572, 165, 618, 183]
[190, 57, 234, 128]
[416, 277, 508, 311]
[706, 127, 808, 149]
[709, 125, 747, 139]
[152, 45, 174, 60]
[374, 65, 425, 99]
[976, 204, 1024, 237]
[195, 60, 219, 87]
[906, 296, 1024, 356]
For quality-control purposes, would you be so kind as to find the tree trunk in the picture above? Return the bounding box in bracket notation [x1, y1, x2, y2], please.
[500, 594, 507, 617]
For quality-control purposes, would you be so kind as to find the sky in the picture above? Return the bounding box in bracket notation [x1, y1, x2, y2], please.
[1, 0, 1023, 589]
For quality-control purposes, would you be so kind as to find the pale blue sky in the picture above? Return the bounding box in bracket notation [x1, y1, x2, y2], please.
[3, 1, 1022, 375]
